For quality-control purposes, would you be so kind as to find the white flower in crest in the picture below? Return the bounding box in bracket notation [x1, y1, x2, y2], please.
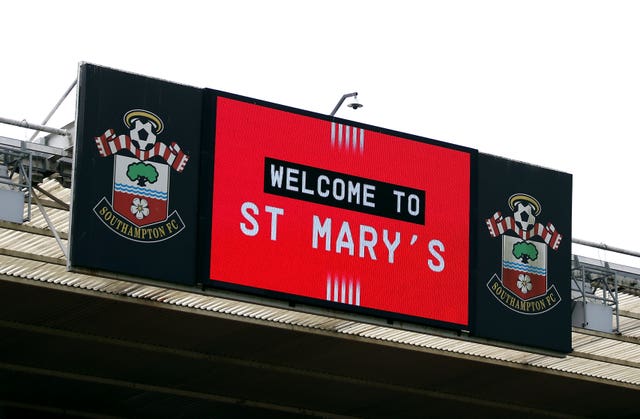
[131, 197, 149, 220]
[517, 274, 533, 294]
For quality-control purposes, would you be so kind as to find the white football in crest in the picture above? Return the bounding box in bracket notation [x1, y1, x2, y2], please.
[130, 119, 157, 151]
[513, 201, 536, 231]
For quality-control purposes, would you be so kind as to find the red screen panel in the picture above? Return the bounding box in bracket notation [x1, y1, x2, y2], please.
[210, 96, 471, 326]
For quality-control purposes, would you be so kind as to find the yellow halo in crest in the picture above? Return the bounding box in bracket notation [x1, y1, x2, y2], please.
[123, 109, 164, 135]
[508, 193, 541, 216]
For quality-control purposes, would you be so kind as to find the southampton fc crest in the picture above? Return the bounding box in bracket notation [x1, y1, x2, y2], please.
[485, 193, 562, 314]
[92, 109, 189, 242]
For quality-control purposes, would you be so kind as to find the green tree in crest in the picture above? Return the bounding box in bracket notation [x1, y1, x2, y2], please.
[127, 162, 158, 187]
[513, 241, 538, 264]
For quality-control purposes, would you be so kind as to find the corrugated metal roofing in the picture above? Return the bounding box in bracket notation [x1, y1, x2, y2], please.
[618, 316, 640, 339]
[0, 229, 66, 260]
[1, 178, 640, 388]
[619, 291, 640, 315]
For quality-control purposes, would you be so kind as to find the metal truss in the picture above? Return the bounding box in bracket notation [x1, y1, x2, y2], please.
[0, 144, 33, 222]
[571, 255, 620, 333]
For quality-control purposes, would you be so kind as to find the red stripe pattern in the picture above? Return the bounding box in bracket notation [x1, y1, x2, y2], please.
[486, 211, 562, 250]
[95, 129, 189, 173]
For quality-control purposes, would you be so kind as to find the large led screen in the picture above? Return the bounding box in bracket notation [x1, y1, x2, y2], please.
[208, 96, 473, 327]
[70, 66, 571, 352]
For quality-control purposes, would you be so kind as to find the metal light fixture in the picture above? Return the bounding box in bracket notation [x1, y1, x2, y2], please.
[330, 92, 363, 116]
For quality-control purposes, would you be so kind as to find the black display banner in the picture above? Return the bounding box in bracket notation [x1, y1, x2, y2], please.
[473, 153, 572, 353]
[263, 157, 426, 224]
[69, 63, 202, 285]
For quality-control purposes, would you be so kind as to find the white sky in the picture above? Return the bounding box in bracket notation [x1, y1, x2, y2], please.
[2, 0, 639, 266]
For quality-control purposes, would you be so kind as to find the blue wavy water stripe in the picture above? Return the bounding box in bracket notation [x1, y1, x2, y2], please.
[502, 260, 546, 275]
[114, 183, 168, 200]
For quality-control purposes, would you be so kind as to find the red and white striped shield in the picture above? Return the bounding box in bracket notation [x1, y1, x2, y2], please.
[112, 155, 169, 227]
[501, 235, 547, 300]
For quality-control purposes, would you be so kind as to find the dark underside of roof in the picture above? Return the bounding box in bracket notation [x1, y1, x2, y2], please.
[1, 278, 638, 419]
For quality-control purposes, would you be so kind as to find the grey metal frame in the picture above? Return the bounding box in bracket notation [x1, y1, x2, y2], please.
[0, 145, 33, 222]
[571, 255, 620, 333]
